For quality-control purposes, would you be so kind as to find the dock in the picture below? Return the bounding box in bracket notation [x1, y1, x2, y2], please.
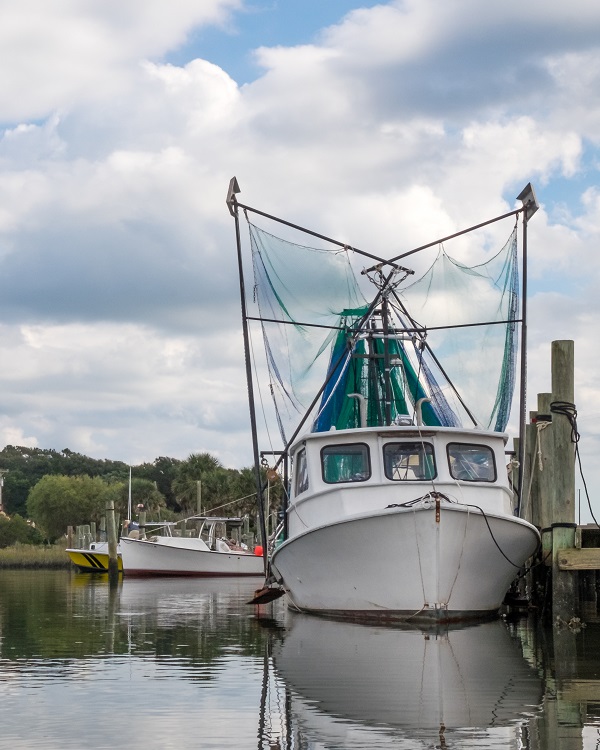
[517, 339, 600, 623]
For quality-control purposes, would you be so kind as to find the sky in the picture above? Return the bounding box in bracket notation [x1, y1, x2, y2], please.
[1, 0, 600, 517]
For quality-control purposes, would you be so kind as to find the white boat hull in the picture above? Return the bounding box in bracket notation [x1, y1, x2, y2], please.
[271, 504, 539, 621]
[121, 537, 264, 577]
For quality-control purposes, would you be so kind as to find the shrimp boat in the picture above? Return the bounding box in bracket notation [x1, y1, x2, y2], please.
[228, 179, 541, 622]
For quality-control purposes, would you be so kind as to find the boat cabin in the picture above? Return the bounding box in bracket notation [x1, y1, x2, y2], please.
[287, 425, 514, 533]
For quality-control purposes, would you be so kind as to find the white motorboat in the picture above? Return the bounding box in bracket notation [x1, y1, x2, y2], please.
[228, 179, 541, 622]
[120, 516, 264, 577]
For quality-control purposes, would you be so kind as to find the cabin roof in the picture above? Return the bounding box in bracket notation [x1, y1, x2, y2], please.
[290, 424, 508, 454]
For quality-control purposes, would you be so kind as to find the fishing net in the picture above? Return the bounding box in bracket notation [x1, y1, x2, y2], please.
[399, 227, 519, 431]
[247, 217, 520, 443]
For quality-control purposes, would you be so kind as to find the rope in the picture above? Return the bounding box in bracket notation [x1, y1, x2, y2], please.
[386, 491, 453, 509]
[536, 419, 551, 472]
[550, 400, 600, 529]
[464, 502, 524, 569]
[550, 400, 579, 443]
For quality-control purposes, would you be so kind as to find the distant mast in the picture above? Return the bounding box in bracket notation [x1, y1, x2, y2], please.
[128, 466, 132, 520]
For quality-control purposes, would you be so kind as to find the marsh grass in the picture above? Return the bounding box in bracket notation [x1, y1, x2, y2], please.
[0, 542, 70, 568]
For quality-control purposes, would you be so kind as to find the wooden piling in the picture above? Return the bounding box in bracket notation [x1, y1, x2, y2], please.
[521, 416, 537, 526]
[106, 499, 120, 583]
[550, 340, 577, 624]
[537, 392, 554, 564]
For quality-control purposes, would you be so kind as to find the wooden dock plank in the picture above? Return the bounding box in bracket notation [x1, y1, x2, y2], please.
[558, 548, 600, 570]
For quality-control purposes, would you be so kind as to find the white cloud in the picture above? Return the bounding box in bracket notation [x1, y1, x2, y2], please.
[0, 0, 598, 511]
[0, 0, 242, 120]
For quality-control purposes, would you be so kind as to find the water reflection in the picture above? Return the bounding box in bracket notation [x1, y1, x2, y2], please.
[1, 570, 597, 749]
[0, 570, 268, 667]
[269, 614, 543, 748]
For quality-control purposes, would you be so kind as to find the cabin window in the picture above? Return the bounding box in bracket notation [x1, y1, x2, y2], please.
[383, 442, 436, 481]
[321, 443, 371, 484]
[447, 443, 496, 482]
[294, 448, 309, 495]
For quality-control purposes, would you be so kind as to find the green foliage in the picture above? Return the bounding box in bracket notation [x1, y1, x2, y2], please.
[105, 477, 167, 520]
[134, 456, 182, 510]
[26, 475, 109, 541]
[0, 446, 129, 516]
[171, 453, 283, 520]
[0, 445, 282, 534]
[172, 453, 224, 512]
[0, 514, 44, 548]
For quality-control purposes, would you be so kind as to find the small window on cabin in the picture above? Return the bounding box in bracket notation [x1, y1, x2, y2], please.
[447, 443, 496, 482]
[294, 448, 309, 495]
[321, 443, 370, 484]
[383, 442, 436, 481]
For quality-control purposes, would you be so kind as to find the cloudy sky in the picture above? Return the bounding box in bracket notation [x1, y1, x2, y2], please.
[1, 0, 599, 515]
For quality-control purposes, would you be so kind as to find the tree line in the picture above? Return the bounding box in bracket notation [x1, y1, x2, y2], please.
[0, 445, 279, 543]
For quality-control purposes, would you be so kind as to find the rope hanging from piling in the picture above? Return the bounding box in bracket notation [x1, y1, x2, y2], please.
[550, 401, 579, 444]
[535, 418, 551, 472]
[550, 400, 599, 530]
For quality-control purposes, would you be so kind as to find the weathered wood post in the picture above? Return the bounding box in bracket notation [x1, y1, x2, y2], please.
[106, 499, 119, 583]
[520, 412, 540, 603]
[139, 508, 147, 540]
[537, 392, 554, 564]
[511, 435, 520, 508]
[82, 524, 92, 548]
[90, 521, 97, 543]
[521, 414, 538, 525]
[551, 340, 577, 624]
[99, 515, 106, 542]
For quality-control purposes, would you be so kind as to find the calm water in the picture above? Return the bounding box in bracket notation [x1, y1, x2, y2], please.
[1, 570, 600, 749]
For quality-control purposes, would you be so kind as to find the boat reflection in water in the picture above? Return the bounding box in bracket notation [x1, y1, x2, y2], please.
[270, 614, 542, 748]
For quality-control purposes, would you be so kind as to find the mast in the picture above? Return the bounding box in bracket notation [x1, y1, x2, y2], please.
[515, 183, 538, 516]
[227, 178, 269, 575]
[127, 466, 132, 520]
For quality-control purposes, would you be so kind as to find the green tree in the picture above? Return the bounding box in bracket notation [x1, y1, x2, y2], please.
[26, 475, 108, 541]
[0, 514, 44, 547]
[172, 453, 224, 512]
[135, 456, 181, 510]
[107, 477, 167, 520]
[0, 445, 129, 516]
